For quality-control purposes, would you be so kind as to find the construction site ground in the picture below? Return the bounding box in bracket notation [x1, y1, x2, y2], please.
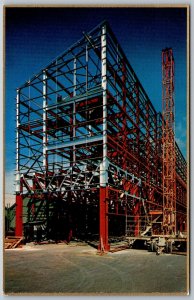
[4, 242, 187, 295]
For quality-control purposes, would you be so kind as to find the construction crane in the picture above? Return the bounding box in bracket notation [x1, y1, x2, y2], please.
[162, 48, 176, 235]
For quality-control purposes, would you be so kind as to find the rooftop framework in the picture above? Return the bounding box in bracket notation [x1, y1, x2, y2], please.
[15, 21, 187, 250]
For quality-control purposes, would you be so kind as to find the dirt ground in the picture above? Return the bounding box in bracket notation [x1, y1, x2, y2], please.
[4, 242, 188, 295]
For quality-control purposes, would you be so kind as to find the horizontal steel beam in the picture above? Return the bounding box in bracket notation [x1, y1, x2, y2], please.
[46, 135, 103, 151]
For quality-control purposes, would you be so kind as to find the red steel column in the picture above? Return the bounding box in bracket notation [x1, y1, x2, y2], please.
[135, 83, 140, 175]
[99, 187, 110, 251]
[15, 181, 23, 236]
[134, 202, 140, 236]
[15, 195, 23, 236]
[98, 23, 110, 252]
[15, 87, 23, 236]
[122, 59, 127, 170]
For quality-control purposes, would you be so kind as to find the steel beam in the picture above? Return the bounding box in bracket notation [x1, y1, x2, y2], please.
[15, 179, 23, 236]
[43, 71, 48, 169]
[98, 187, 110, 251]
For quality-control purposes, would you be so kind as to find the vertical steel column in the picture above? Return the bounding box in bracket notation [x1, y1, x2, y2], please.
[15, 190, 23, 236]
[16, 88, 21, 193]
[73, 58, 77, 97]
[146, 102, 150, 185]
[99, 187, 109, 251]
[99, 24, 110, 251]
[154, 114, 158, 184]
[134, 202, 140, 236]
[102, 24, 108, 170]
[85, 45, 92, 137]
[122, 60, 127, 170]
[134, 83, 141, 236]
[135, 83, 140, 174]
[31, 176, 36, 219]
[122, 60, 128, 234]
[43, 71, 48, 170]
[43, 71, 49, 237]
[73, 58, 76, 164]
[86, 45, 88, 91]
[15, 88, 23, 236]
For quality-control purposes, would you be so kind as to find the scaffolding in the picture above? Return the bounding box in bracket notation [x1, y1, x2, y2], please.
[15, 21, 187, 251]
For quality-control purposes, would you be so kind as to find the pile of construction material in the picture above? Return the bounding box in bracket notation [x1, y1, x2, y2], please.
[5, 236, 23, 249]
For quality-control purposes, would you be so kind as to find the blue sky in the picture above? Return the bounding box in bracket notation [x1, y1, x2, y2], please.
[5, 7, 187, 194]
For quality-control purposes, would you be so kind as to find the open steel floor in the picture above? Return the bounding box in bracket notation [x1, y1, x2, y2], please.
[4, 243, 188, 295]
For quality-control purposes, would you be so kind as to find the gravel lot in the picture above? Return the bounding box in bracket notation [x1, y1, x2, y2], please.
[4, 243, 188, 295]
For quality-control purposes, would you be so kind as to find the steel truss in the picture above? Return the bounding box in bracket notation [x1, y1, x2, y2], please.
[15, 21, 187, 250]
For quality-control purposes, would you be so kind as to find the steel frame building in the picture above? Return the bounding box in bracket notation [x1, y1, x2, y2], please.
[15, 21, 187, 251]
